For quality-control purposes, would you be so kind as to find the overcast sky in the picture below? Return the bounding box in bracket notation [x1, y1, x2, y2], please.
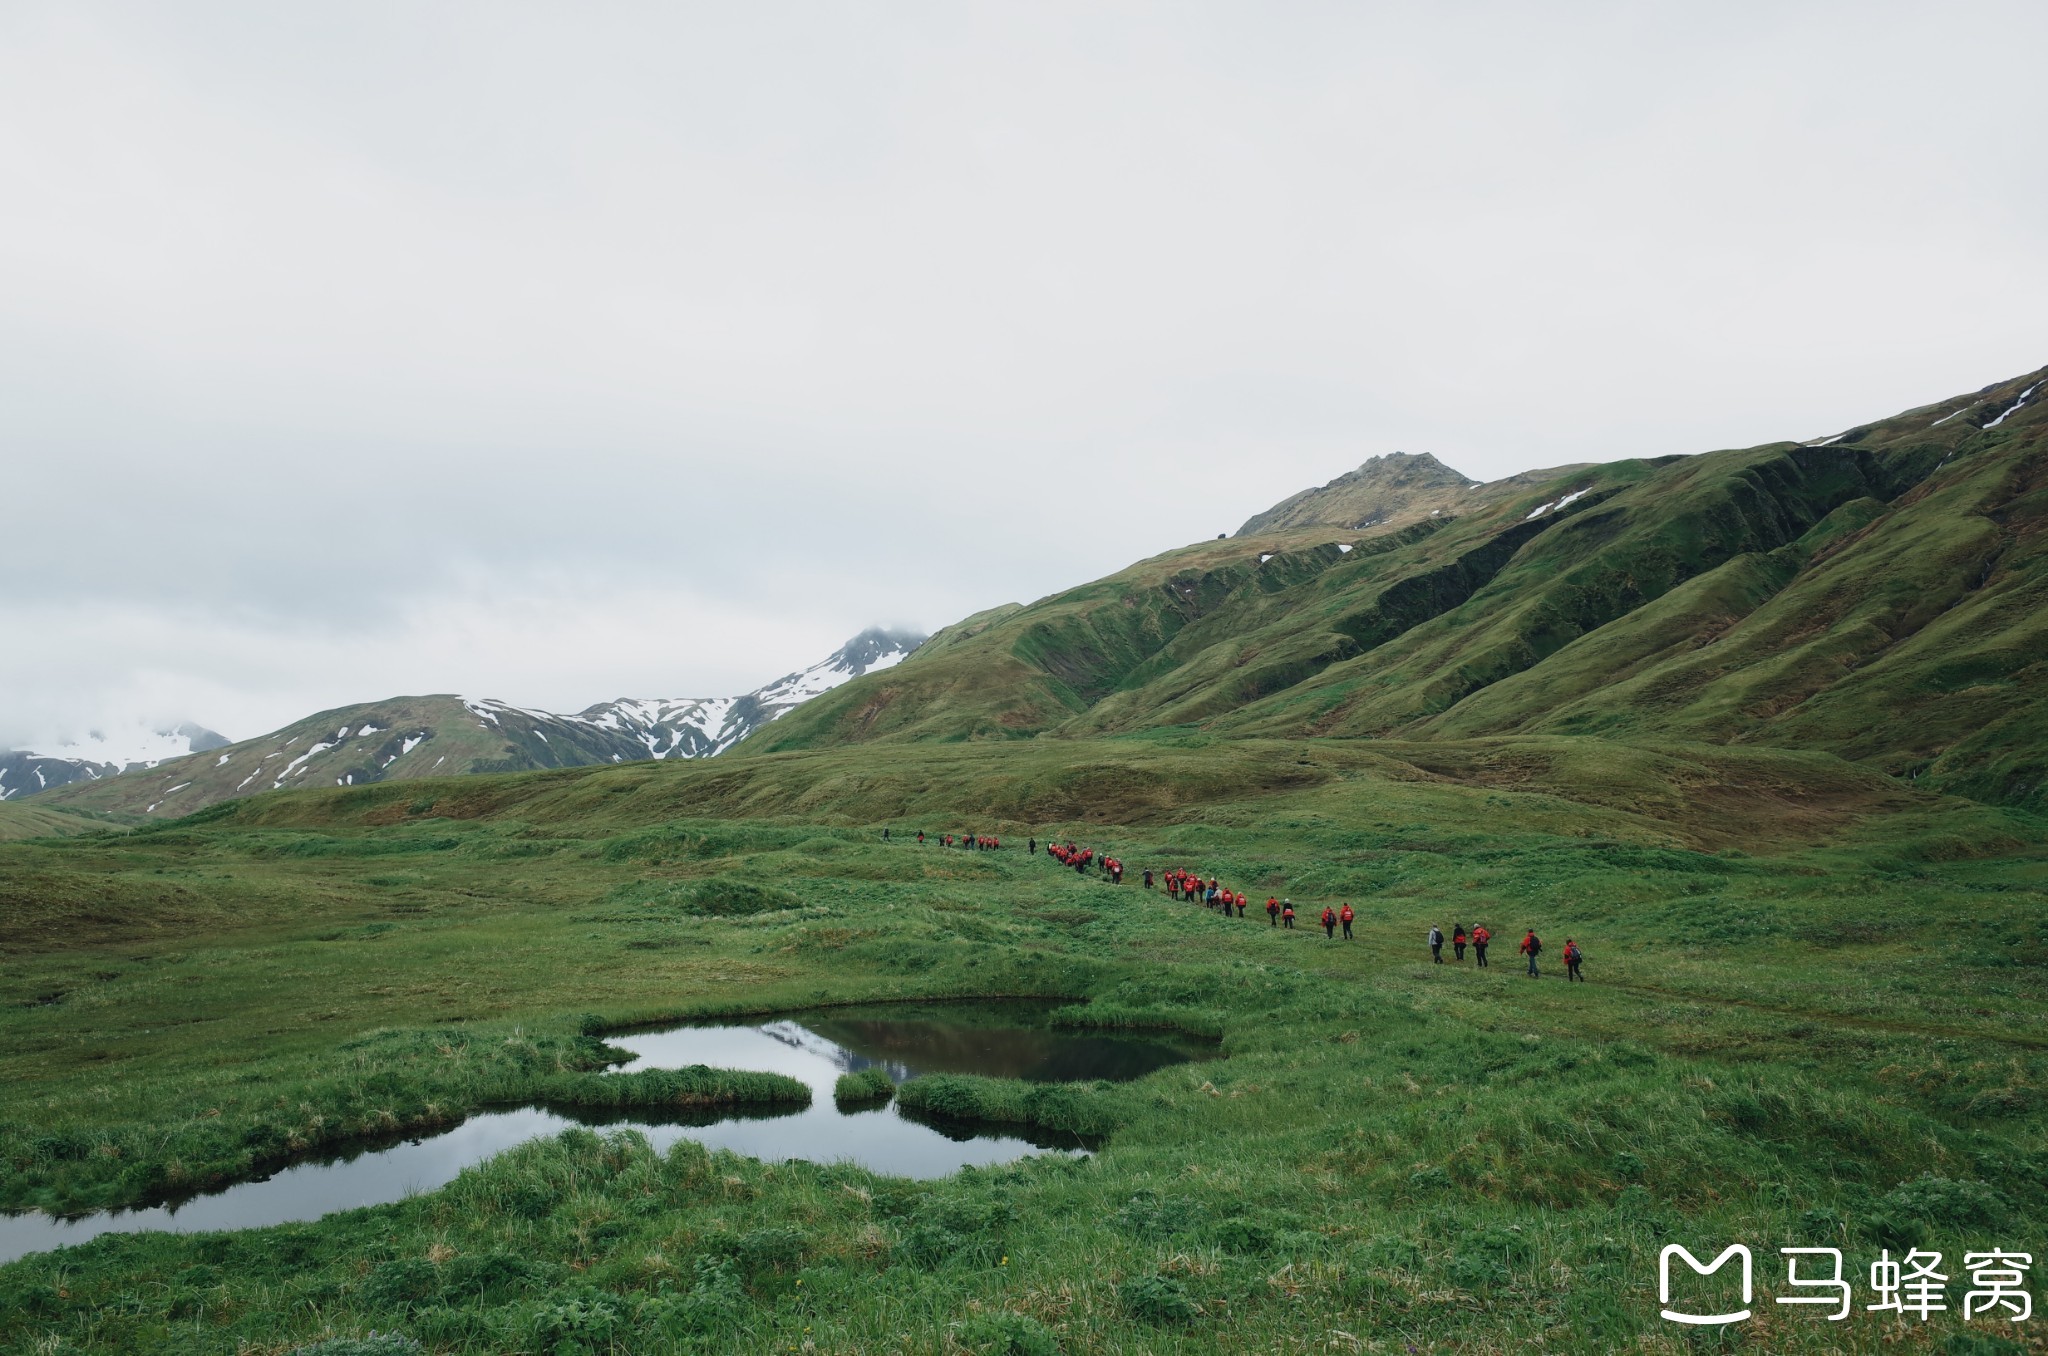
[4, 1, 2043, 746]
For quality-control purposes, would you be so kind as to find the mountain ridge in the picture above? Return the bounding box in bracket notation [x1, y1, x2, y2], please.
[1235, 450, 1597, 538]
[38, 627, 924, 818]
[746, 363, 2048, 812]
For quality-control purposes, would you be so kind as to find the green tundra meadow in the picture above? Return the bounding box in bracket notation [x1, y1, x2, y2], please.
[3, 736, 2045, 1355]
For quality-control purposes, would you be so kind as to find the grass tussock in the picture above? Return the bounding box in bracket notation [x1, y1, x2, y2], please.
[831, 1068, 894, 1106]
[895, 1074, 1122, 1139]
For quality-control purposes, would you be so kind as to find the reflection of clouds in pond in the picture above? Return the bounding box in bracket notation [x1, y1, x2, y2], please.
[603, 1021, 1090, 1177]
[601, 1003, 1214, 1170]
[2, 1003, 1213, 1265]
[0, 1107, 578, 1265]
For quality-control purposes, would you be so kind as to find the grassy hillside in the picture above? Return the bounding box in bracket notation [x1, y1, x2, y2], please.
[1, 742, 2043, 1352]
[752, 365, 2048, 812]
[0, 801, 129, 842]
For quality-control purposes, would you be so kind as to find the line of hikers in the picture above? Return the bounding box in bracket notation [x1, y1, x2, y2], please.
[1424, 924, 1584, 980]
[1047, 841, 1125, 883]
[1156, 868, 1358, 938]
[1010, 831, 1589, 980]
[907, 831, 1002, 849]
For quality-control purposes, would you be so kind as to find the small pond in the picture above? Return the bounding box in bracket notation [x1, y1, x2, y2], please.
[0, 1000, 1215, 1264]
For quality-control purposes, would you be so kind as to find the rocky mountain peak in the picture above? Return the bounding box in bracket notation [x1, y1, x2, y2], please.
[1237, 451, 1480, 537]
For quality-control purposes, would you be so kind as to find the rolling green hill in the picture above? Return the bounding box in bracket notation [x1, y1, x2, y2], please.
[0, 802, 129, 842]
[750, 365, 2048, 811]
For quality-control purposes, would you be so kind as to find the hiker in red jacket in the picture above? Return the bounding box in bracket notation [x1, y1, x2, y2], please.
[1235, 891, 1248, 919]
[1472, 925, 1491, 968]
[1320, 906, 1336, 938]
[1451, 924, 1467, 962]
[1281, 901, 1296, 929]
[1521, 930, 1542, 978]
[1564, 938, 1584, 983]
[1266, 897, 1280, 927]
[1339, 903, 1354, 940]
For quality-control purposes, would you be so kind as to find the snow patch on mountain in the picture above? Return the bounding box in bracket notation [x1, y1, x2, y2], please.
[462, 629, 928, 760]
[0, 722, 230, 801]
[1984, 382, 2039, 429]
[750, 629, 922, 728]
[25, 724, 227, 771]
[19, 629, 927, 813]
[1524, 487, 1591, 521]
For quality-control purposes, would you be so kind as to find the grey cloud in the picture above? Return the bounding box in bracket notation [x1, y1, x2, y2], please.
[3, 0, 2043, 740]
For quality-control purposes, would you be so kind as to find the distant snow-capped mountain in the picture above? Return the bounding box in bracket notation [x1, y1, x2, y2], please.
[28, 628, 926, 817]
[476, 625, 925, 760]
[0, 722, 230, 802]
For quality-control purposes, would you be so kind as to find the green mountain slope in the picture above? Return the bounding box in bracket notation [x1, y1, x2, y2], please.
[0, 802, 128, 842]
[748, 365, 2048, 810]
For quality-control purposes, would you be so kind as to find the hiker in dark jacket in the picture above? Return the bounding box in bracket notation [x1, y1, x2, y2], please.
[1521, 930, 1542, 978]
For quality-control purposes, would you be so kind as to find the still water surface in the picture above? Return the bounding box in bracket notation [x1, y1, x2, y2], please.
[0, 1001, 1213, 1263]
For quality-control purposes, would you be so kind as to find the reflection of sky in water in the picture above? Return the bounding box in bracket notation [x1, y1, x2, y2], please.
[0, 1107, 578, 1265]
[603, 1020, 1100, 1179]
[1, 1007, 1214, 1265]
